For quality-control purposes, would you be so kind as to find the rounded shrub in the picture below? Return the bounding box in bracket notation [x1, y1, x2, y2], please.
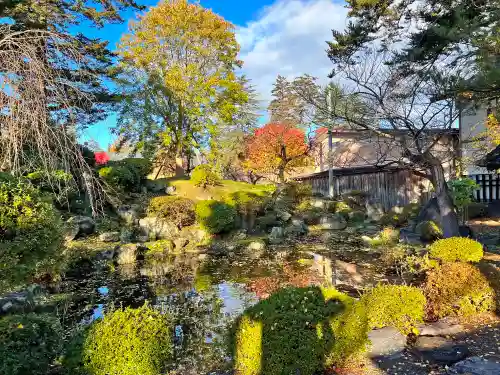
[415, 220, 443, 242]
[190, 164, 221, 188]
[0, 179, 64, 292]
[147, 196, 195, 228]
[429, 237, 483, 263]
[195, 200, 236, 234]
[232, 286, 368, 375]
[81, 304, 172, 375]
[99, 158, 151, 191]
[423, 262, 495, 319]
[225, 191, 266, 216]
[0, 313, 62, 375]
[360, 284, 426, 335]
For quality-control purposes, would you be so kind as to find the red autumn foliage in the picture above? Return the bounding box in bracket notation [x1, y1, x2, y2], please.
[244, 122, 311, 181]
[94, 151, 110, 165]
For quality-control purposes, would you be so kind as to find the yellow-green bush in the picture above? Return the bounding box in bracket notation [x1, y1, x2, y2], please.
[81, 304, 172, 375]
[190, 164, 221, 188]
[99, 158, 151, 191]
[424, 262, 495, 319]
[0, 179, 64, 292]
[0, 314, 62, 375]
[366, 227, 400, 247]
[232, 286, 368, 375]
[195, 200, 236, 234]
[147, 196, 195, 228]
[225, 191, 267, 216]
[334, 201, 352, 217]
[429, 237, 483, 263]
[360, 284, 426, 335]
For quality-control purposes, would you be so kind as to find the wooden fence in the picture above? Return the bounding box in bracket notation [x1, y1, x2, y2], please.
[468, 173, 500, 202]
[295, 167, 431, 211]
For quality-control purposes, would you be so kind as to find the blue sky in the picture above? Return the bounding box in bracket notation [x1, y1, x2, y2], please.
[81, 0, 349, 149]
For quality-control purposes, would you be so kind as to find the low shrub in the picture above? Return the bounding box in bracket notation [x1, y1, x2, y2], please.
[190, 164, 221, 188]
[225, 191, 267, 216]
[429, 237, 483, 263]
[334, 201, 353, 218]
[342, 190, 368, 209]
[360, 284, 426, 335]
[232, 286, 368, 375]
[145, 240, 175, 256]
[81, 304, 172, 375]
[0, 179, 64, 292]
[348, 210, 366, 223]
[147, 196, 195, 228]
[195, 200, 236, 234]
[0, 313, 62, 375]
[99, 158, 151, 191]
[415, 220, 443, 242]
[466, 202, 488, 219]
[363, 227, 400, 248]
[423, 262, 495, 319]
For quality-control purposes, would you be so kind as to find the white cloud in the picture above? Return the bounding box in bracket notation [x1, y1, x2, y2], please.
[236, 0, 348, 110]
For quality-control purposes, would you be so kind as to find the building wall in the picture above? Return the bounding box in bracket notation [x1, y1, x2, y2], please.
[460, 104, 491, 175]
[311, 130, 458, 179]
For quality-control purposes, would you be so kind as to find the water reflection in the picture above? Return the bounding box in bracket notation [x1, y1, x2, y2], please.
[52, 248, 335, 374]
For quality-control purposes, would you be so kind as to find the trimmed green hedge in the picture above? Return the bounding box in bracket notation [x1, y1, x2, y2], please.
[0, 314, 62, 375]
[195, 200, 236, 234]
[99, 158, 151, 191]
[424, 262, 495, 319]
[232, 286, 368, 375]
[81, 304, 172, 375]
[360, 284, 426, 335]
[429, 237, 483, 263]
[147, 196, 195, 228]
[190, 164, 221, 188]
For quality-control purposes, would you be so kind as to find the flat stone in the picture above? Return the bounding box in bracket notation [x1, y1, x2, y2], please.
[447, 356, 500, 374]
[1, 301, 13, 312]
[319, 214, 347, 230]
[99, 231, 120, 242]
[139, 217, 179, 240]
[247, 241, 266, 251]
[368, 327, 407, 357]
[413, 336, 470, 365]
[418, 321, 464, 337]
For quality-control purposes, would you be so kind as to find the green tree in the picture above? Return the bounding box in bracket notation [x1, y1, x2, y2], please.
[117, 0, 248, 176]
[327, 0, 500, 100]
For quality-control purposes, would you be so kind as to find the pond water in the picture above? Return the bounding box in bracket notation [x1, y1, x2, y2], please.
[50, 248, 340, 374]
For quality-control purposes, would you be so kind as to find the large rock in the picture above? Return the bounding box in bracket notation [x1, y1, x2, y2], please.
[399, 227, 423, 245]
[418, 321, 464, 337]
[65, 215, 95, 240]
[415, 220, 443, 242]
[367, 327, 407, 357]
[276, 210, 292, 222]
[284, 219, 308, 237]
[178, 226, 210, 245]
[268, 227, 284, 245]
[415, 198, 442, 229]
[365, 199, 385, 221]
[99, 231, 120, 242]
[116, 205, 141, 225]
[319, 214, 347, 230]
[447, 357, 500, 374]
[139, 217, 179, 240]
[412, 336, 470, 365]
[116, 244, 141, 265]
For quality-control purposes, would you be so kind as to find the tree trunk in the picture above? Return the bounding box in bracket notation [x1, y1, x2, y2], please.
[175, 101, 185, 177]
[278, 166, 285, 183]
[430, 163, 460, 238]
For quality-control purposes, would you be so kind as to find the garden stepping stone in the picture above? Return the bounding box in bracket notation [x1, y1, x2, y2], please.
[367, 327, 407, 357]
[447, 356, 500, 374]
[418, 321, 464, 336]
[412, 336, 470, 365]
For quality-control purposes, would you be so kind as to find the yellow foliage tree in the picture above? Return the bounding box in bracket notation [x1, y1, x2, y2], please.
[117, 0, 248, 175]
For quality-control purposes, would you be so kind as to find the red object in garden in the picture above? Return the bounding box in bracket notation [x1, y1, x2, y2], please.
[95, 151, 109, 165]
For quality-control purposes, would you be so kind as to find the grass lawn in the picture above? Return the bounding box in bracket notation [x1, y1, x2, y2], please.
[167, 178, 275, 201]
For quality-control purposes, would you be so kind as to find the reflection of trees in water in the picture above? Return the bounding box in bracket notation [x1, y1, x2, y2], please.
[158, 290, 232, 375]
